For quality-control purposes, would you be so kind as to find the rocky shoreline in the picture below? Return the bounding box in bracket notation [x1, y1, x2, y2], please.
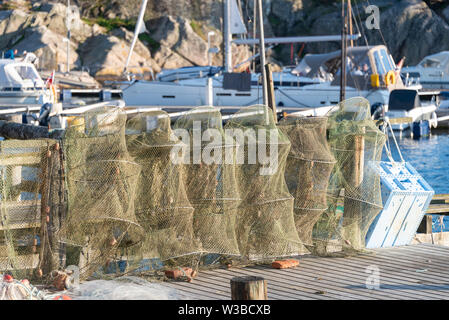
[1, 0, 449, 82]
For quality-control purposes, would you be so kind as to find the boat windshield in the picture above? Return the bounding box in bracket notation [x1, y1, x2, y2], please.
[419, 58, 442, 68]
[373, 48, 395, 75]
[14, 65, 42, 83]
[380, 49, 395, 71]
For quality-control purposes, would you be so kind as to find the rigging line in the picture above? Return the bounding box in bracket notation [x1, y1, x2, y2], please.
[352, 0, 369, 46]
[388, 119, 405, 163]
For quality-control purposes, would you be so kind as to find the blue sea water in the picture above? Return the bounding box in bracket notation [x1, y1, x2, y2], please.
[386, 130, 449, 232]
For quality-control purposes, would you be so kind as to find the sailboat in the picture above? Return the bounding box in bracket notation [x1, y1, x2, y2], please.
[120, 0, 363, 110]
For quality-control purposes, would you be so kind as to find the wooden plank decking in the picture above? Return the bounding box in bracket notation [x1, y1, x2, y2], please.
[164, 244, 449, 300]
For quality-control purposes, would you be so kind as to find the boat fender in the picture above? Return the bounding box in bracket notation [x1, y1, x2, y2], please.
[371, 74, 380, 88]
[430, 112, 438, 129]
[38, 103, 52, 127]
[371, 103, 384, 120]
[385, 71, 396, 86]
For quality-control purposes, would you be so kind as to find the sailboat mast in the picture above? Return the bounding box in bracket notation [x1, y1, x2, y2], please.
[348, 0, 353, 47]
[66, 0, 71, 73]
[340, 0, 347, 102]
[224, 0, 233, 72]
[252, 0, 257, 72]
[124, 0, 148, 74]
[257, 0, 268, 108]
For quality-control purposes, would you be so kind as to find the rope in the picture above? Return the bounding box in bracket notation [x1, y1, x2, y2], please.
[382, 117, 405, 164]
[0, 277, 46, 300]
[353, 0, 369, 46]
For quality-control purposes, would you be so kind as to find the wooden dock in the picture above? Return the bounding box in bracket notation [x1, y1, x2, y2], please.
[417, 194, 449, 236]
[164, 244, 449, 300]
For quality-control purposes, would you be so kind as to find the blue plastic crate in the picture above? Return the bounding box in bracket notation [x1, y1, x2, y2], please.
[365, 161, 434, 248]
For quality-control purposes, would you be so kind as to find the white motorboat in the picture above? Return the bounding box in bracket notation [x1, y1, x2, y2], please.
[384, 89, 437, 131]
[0, 59, 54, 106]
[401, 51, 449, 89]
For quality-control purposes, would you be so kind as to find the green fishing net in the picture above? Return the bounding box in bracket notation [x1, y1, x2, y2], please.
[315, 97, 386, 254]
[225, 105, 301, 259]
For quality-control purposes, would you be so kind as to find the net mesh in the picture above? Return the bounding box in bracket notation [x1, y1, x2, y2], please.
[124, 110, 200, 266]
[314, 97, 387, 254]
[0, 139, 63, 279]
[0, 98, 388, 280]
[224, 105, 301, 259]
[173, 107, 241, 256]
[278, 116, 336, 254]
[60, 107, 143, 279]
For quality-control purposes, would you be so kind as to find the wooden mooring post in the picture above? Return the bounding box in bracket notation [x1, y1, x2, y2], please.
[343, 132, 365, 250]
[265, 63, 277, 123]
[230, 276, 267, 300]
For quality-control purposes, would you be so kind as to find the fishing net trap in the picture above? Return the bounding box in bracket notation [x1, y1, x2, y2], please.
[315, 97, 387, 254]
[0, 97, 389, 282]
[59, 107, 143, 279]
[225, 105, 302, 259]
[278, 116, 336, 254]
[173, 107, 241, 257]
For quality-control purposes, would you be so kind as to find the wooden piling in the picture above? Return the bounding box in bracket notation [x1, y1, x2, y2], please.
[417, 215, 433, 234]
[343, 132, 365, 250]
[265, 64, 277, 123]
[230, 276, 267, 300]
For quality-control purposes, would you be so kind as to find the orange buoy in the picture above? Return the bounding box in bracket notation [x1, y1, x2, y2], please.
[3, 274, 13, 283]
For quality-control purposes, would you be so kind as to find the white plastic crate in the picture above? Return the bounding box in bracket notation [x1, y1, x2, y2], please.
[365, 161, 434, 249]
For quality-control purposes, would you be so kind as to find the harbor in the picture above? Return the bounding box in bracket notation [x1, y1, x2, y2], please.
[1, 0, 449, 305]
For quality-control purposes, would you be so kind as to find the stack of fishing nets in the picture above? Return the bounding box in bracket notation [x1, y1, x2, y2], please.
[278, 116, 336, 254]
[225, 105, 301, 259]
[173, 107, 240, 256]
[0, 139, 62, 279]
[315, 97, 386, 254]
[59, 107, 143, 279]
[125, 110, 200, 267]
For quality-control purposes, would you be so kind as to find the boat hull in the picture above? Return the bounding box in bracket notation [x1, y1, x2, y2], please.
[0, 90, 51, 106]
[122, 80, 390, 110]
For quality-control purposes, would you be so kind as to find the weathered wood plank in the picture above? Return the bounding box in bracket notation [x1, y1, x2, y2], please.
[332, 252, 449, 299]
[164, 245, 449, 300]
[288, 256, 439, 300]
[300, 255, 447, 300]
[432, 194, 449, 202]
[198, 271, 321, 300]
[205, 267, 336, 300]
[200, 268, 332, 300]
[418, 215, 433, 234]
[238, 266, 381, 300]
[426, 204, 449, 215]
[0, 201, 41, 231]
[0, 153, 41, 166]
